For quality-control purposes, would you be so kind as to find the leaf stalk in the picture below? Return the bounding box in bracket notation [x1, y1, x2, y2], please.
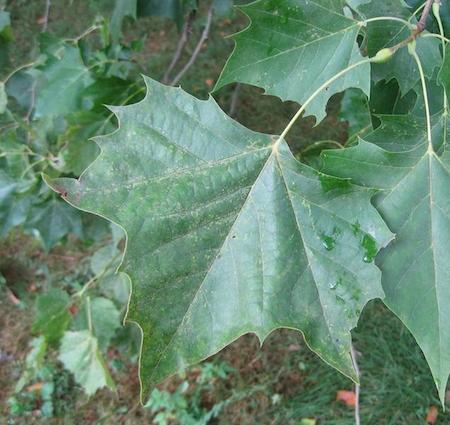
[408, 43, 433, 149]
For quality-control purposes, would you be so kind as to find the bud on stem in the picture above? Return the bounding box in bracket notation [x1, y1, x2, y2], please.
[371, 48, 394, 64]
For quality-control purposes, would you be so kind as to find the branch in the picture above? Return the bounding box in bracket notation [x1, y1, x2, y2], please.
[171, 6, 214, 86]
[163, 11, 196, 84]
[42, 0, 51, 32]
[417, 0, 434, 32]
[229, 83, 241, 117]
[389, 0, 434, 52]
[350, 344, 361, 425]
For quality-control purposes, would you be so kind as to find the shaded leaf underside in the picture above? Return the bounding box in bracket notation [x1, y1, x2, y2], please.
[46, 77, 392, 400]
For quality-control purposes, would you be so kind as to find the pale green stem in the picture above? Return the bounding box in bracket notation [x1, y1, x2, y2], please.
[74, 252, 121, 298]
[86, 296, 93, 333]
[2, 61, 37, 84]
[409, 2, 426, 21]
[421, 32, 450, 44]
[274, 58, 371, 148]
[432, 3, 448, 114]
[359, 16, 414, 29]
[20, 157, 47, 178]
[409, 45, 433, 149]
[65, 25, 100, 44]
[301, 140, 344, 155]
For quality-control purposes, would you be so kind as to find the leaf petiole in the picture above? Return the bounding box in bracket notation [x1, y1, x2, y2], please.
[408, 43, 433, 149]
[86, 296, 93, 333]
[421, 32, 450, 44]
[359, 16, 414, 29]
[275, 58, 372, 148]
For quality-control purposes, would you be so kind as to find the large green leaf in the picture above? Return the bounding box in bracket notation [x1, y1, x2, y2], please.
[45, 77, 392, 400]
[321, 111, 450, 403]
[214, 0, 370, 123]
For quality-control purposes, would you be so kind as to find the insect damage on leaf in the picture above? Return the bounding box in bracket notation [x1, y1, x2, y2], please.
[45, 76, 392, 401]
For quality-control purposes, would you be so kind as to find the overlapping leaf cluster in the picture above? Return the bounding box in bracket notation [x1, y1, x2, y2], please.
[1, 0, 235, 398]
[42, 0, 450, 405]
[3, 0, 450, 407]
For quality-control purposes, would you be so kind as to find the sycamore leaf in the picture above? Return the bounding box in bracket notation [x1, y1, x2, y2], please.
[339, 88, 372, 143]
[28, 198, 83, 251]
[439, 45, 450, 104]
[214, 0, 370, 123]
[354, 0, 441, 94]
[15, 336, 47, 393]
[58, 330, 115, 396]
[35, 45, 93, 118]
[0, 170, 35, 236]
[32, 288, 72, 344]
[111, 0, 137, 43]
[137, 0, 196, 28]
[73, 297, 121, 350]
[45, 77, 392, 400]
[322, 112, 450, 403]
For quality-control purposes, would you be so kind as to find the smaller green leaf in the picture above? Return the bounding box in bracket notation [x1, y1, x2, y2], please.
[58, 330, 116, 396]
[214, 0, 370, 123]
[5, 70, 38, 112]
[213, 0, 233, 16]
[100, 273, 130, 305]
[111, 0, 137, 43]
[73, 297, 121, 350]
[32, 288, 72, 344]
[0, 81, 7, 114]
[0, 170, 35, 236]
[90, 244, 122, 276]
[0, 10, 12, 41]
[137, 0, 196, 28]
[35, 45, 94, 118]
[28, 198, 83, 251]
[339, 88, 372, 143]
[15, 336, 47, 393]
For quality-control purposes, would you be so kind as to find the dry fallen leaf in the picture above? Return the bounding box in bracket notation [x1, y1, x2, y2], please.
[336, 390, 356, 407]
[426, 406, 438, 425]
[26, 382, 43, 392]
